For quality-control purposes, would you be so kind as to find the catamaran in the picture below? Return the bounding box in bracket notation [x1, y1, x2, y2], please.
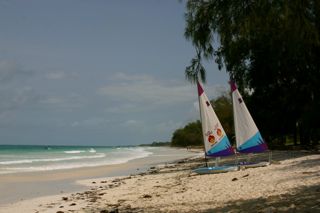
[193, 81, 238, 174]
[193, 80, 271, 174]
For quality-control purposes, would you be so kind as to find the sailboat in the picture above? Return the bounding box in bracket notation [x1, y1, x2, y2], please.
[193, 80, 270, 174]
[230, 81, 270, 167]
[193, 81, 238, 174]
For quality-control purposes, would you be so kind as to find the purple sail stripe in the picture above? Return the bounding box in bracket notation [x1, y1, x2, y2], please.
[229, 80, 237, 92]
[206, 146, 234, 157]
[239, 142, 268, 153]
[197, 82, 204, 96]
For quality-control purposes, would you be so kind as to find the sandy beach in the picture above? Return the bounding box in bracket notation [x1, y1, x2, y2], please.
[0, 150, 319, 213]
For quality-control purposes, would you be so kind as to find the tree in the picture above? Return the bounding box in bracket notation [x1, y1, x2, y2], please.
[171, 120, 202, 147]
[184, 0, 320, 146]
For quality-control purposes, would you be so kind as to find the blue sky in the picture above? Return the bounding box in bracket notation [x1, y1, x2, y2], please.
[0, 0, 229, 146]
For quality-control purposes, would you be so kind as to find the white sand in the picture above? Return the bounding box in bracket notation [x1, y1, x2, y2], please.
[1, 152, 319, 213]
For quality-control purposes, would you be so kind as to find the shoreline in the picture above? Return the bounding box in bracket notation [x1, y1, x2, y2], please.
[0, 147, 201, 205]
[1, 150, 319, 212]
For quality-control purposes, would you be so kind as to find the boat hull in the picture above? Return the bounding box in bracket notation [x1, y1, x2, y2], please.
[238, 161, 270, 169]
[193, 165, 239, 174]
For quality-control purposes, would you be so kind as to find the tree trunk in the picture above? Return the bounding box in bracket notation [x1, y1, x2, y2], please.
[293, 122, 297, 146]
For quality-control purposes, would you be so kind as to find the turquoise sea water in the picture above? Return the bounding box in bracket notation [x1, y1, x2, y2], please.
[0, 145, 152, 175]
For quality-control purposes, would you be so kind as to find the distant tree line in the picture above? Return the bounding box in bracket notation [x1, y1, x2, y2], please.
[139, 141, 171, 147]
[183, 0, 320, 147]
[171, 120, 202, 147]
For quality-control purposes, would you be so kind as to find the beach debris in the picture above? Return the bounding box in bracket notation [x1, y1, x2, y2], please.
[271, 160, 281, 164]
[302, 171, 317, 175]
[69, 203, 76, 206]
[101, 180, 107, 183]
[90, 198, 97, 202]
[92, 181, 96, 184]
[100, 210, 108, 213]
[164, 163, 176, 168]
[56, 211, 64, 213]
[108, 203, 121, 208]
[112, 178, 121, 183]
[290, 203, 296, 209]
[118, 199, 127, 203]
[62, 197, 68, 201]
[232, 178, 238, 181]
[142, 194, 152, 198]
[242, 174, 249, 178]
[109, 208, 119, 213]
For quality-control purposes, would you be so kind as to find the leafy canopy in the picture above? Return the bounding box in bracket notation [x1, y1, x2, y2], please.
[184, 0, 320, 145]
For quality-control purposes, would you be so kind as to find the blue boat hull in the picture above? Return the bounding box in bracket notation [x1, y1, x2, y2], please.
[193, 165, 238, 174]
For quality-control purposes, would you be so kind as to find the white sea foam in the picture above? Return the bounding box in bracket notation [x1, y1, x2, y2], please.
[0, 153, 106, 165]
[0, 147, 153, 174]
[64, 150, 86, 154]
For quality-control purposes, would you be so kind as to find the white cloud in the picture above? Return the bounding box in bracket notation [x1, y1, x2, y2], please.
[0, 86, 39, 116]
[45, 71, 66, 80]
[0, 60, 38, 117]
[99, 73, 193, 104]
[112, 72, 152, 82]
[38, 93, 85, 109]
[154, 120, 183, 133]
[98, 73, 228, 112]
[123, 119, 140, 126]
[0, 60, 33, 83]
[39, 97, 64, 104]
[71, 117, 110, 128]
[104, 103, 139, 113]
[193, 101, 199, 112]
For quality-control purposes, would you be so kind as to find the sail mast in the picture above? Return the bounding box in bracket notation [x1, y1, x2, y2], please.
[196, 81, 208, 160]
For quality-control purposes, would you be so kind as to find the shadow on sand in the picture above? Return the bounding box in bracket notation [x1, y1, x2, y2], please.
[201, 184, 320, 213]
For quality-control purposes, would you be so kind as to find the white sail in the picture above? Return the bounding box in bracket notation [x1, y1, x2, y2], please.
[231, 81, 267, 153]
[197, 82, 234, 157]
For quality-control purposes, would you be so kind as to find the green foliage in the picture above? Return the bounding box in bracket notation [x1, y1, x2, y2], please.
[184, 0, 320, 146]
[171, 120, 202, 147]
[185, 48, 206, 83]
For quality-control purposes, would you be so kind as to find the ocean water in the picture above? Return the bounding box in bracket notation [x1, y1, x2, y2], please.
[0, 145, 152, 175]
